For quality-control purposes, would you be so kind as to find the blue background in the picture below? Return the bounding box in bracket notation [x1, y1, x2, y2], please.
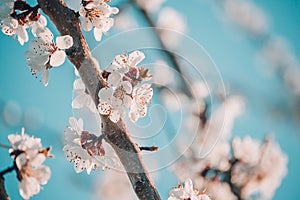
[0, 0, 300, 199]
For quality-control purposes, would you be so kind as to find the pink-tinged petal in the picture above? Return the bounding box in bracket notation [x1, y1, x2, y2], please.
[50, 50, 66, 67]
[93, 27, 103, 41]
[41, 70, 49, 86]
[19, 177, 40, 199]
[128, 50, 145, 66]
[101, 18, 114, 32]
[34, 165, 51, 185]
[82, 16, 93, 31]
[98, 101, 112, 115]
[30, 153, 46, 168]
[123, 95, 132, 108]
[56, 35, 73, 49]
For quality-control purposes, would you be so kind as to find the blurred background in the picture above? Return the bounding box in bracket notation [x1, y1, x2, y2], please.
[0, 0, 299, 199]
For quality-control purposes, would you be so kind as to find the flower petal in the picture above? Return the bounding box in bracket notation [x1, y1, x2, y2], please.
[50, 50, 66, 67]
[56, 35, 73, 49]
[128, 50, 145, 66]
[41, 70, 49, 86]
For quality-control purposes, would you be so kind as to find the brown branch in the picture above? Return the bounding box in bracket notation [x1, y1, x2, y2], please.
[37, 0, 161, 199]
[0, 177, 9, 200]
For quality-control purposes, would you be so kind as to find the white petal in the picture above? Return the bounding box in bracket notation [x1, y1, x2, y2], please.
[34, 165, 51, 185]
[56, 35, 73, 49]
[109, 110, 120, 123]
[120, 81, 132, 94]
[30, 153, 46, 167]
[107, 72, 122, 87]
[41, 70, 49, 86]
[82, 16, 93, 31]
[110, 7, 119, 15]
[15, 153, 27, 170]
[50, 50, 66, 67]
[123, 95, 132, 108]
[94, 27, 103, 41]
[129, 50, 145, 66]
[98, 87, 113, 101]
[36, 27, 54, 43]
[19, 177, 40, 199]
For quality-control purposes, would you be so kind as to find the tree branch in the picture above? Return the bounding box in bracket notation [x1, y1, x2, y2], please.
[37, 0, 161, 199]
[0, 177, 9, 200]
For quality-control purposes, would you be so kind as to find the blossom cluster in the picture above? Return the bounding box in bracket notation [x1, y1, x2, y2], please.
[0, 0, 74, 86]
[79, 0, 118, 41]
[172, 96, 288, 200]
[8, 128, 52, 199]
[98, 50, 153, 123]
[63, 117, 119, 174]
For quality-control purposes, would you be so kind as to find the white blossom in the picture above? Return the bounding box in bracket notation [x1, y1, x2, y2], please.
[0, 17, 28, 45]
[106, 50, 145, 74]
[79, 0, 118, 41]
[63, 117, 108, 174]
[8, 128, 51, 200]
[129, 83, 153, 122]
[25, 30, 73, 86]
[168, 179, 211, 200]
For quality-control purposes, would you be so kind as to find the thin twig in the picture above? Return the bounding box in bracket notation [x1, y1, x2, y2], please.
[0, 144, 11, 149]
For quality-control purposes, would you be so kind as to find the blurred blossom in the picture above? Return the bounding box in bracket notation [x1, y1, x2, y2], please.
[152, 60, 175, 86]
[136, 0, 166, 13]
[114, 11, 138, 31]
[157, 7, 186, 49]
[160, 89, 189, 112]
[23, 107, 44, 131]
[223, 0, 269, 36]
[191, 81, 209, 101]
[94, 170, 138, 200]
[3, 100, 22, 127]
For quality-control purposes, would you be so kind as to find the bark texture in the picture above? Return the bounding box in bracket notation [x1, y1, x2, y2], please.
[37, 0, 161, 199]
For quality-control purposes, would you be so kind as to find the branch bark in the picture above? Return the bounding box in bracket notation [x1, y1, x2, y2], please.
[0, 177, 9, 200]
[37, 0, 161, 199]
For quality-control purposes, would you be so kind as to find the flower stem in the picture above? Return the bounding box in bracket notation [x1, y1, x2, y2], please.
[0, 144, 10, 149]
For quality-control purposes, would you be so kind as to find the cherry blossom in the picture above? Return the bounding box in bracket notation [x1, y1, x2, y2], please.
[106, 50, 145, 74]
[63, 117, 108, 174]
[129, 83, 153, 122]
[25, 29, 73, 86]
[0, 16, 28, 45]
[8, 128, 52, 199]
[79, 0, 118, 41]
[168, 179, 211, 200]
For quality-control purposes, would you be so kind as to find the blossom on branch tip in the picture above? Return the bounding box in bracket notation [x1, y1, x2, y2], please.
[25, 30, 73, 86]
[79, 0, 118, 41]
[8, 128, 52, 200]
